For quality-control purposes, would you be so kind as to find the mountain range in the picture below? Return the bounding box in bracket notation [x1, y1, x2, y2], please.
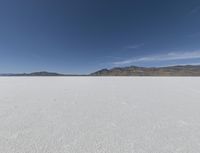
[91, 65, 200, 76]
[0, 71, 64, 76]
[1, 65, 200, 76]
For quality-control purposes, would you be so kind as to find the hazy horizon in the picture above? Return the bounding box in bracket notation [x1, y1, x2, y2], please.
[1, 64, 200, 75]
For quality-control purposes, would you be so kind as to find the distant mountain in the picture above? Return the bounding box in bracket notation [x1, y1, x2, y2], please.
[29, 71, 63, 76]
[0, 71, 64, 76]
[91, 65, 200, 76]
[2, 65, 200, 76]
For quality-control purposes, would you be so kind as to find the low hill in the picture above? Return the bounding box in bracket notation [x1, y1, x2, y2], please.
[0, 71, 64, 76]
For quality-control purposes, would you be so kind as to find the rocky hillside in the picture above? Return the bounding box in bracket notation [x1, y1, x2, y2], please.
[91, 65, 200, 76]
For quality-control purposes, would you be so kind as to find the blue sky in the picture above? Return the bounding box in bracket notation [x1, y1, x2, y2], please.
[0, 0, 200, 74]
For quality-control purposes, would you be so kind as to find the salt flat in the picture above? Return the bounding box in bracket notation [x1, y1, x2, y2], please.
[0, 77, 200, 153]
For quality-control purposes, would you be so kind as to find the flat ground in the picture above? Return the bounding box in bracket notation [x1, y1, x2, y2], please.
[0, 77, 200, 153]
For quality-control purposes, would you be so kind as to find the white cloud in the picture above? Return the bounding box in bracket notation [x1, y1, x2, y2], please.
[113, 51, 200, 65]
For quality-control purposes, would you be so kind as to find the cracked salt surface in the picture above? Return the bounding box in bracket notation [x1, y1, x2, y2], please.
[0, 77, 200, 153]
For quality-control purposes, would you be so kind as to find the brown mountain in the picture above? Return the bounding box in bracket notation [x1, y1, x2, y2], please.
[91, 65, 200, 76]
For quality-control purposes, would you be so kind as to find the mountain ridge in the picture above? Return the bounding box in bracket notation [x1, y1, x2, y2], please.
[0, 71, 66, 76]
[91, 65, 200, 76]
[2, 65, 200, 76]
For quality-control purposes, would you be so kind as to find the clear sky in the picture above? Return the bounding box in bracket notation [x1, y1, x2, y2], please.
[0, 0, 200, 74]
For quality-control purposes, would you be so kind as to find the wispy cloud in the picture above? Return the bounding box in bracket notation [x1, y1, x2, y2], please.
[126, 43, 144, 49]
[189, 6, 200, 15]
[167, 62, 200, 67]
[113, 51, 200, 65]
[188, 32, 200, 38]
